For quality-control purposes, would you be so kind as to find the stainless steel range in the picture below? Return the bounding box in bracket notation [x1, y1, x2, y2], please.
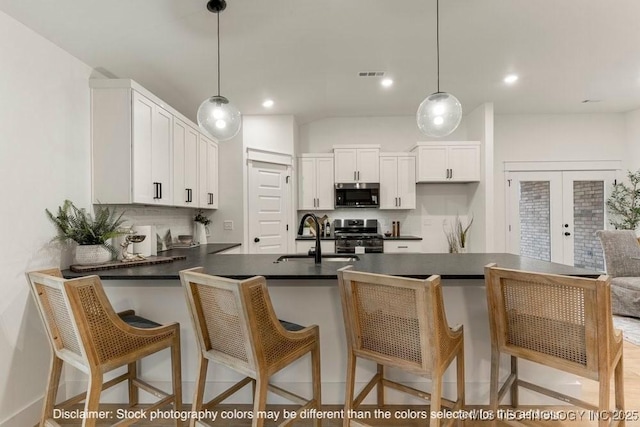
[334, 219, 384, 253]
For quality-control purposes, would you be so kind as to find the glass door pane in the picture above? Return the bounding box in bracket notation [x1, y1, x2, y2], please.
[562, 171, 615, 271]
[519, 181, 552, 261]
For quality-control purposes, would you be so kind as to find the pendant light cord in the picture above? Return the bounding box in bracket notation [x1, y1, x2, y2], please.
[217, 10, 221, 97]
[436, 0, 440, 93]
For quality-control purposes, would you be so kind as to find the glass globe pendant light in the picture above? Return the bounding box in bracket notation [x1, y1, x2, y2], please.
[197, 0, 241, 141]
[416, 0, 462, 137]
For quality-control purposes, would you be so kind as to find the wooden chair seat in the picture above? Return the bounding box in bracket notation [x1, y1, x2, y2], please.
[180, 268, 321, 427]
[26, 269, 182, 427]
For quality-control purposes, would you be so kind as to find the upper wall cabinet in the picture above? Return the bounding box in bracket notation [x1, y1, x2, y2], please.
[334, 146, 380, 183]
[412, 141, 480, 183]
[173, 117, 199, 207]
[199, 134, 219, 209]
[298, 154, 334, 210]
[91, 79, 218, 208]
[379, 154, 416, 209]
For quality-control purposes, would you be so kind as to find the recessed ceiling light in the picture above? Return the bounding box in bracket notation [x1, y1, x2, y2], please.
[381, 78, 393, 88]
[262, 99, 274, 108]
[504, 74, 519, 84]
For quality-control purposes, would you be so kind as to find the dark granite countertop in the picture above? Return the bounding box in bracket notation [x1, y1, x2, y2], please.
[62, 248, 600, 282]
[383, 235, 422, 240]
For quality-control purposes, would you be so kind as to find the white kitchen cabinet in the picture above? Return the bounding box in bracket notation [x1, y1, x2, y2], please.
[412, 141, 480, 183]
[173, 118, 199, 207]
[334, 147, 380, 183]
[379, 154, 416, 209]
[92, 86, 174, 205]
[199, 135, 219, 209]
[298, 154, 334, 210]
[295, 240, 335, 254]
[383, 240, 422, 253]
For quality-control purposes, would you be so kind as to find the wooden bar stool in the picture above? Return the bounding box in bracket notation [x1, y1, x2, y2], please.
[180, 267, 321, 427]
[337, 266, 465, 427]
[26, 268, 182, 427]
[484, 264, 624, 427]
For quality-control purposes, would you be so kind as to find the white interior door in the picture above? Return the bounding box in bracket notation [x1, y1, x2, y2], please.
[248, 161, 290, 254]
[507, 169, 615, 269]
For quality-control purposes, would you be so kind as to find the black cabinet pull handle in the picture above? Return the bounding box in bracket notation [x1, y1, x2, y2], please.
[564, 232, 571, 236]
[158, 182, 162, 199]
[450, 169, 453, 179]
[254, 237, 260, 243]
[399, 197, 401, 206]
[153, 182, 160, 199]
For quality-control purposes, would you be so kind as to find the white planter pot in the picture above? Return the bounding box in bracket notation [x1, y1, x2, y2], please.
[194, 222, 208, 245]
[75, 244, 112, 265]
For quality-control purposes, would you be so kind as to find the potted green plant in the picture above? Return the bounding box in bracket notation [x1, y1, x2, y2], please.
[607, 170, 640, 231]
[455, 215, 473, 253]
[194, 210, 211, 245]
[46, 200, 127, 265]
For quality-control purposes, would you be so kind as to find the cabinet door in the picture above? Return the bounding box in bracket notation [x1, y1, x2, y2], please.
[151, 105, 173, 205]
[448, 145, 480, 182]
[383, 240, 422, 253]
[397, 156, 416, 209]
[298, 158, 316, 210]
[173, 119, 199, 207]
[132, 91, 155, 204]
[315, 157, 334, 209]
[379, 156, 398, 209]
[356, 148, 380, 182]
[334, 149, 357, 183]
[417, 146, 448, 182]
[200, 136, 219, 209]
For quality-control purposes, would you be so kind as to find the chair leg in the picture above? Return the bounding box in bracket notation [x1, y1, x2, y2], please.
[343, 352, 357, 427]
[252, 374, 269, 427]
[171, 334, 183, 427]
[598, 372, 611, 427]
[615, 353, 625, 427]
[489, 347, 500, 427]
[312, 343, 322, 427]
[127, 362, 138, 408]
[191, 356, 209, 427]
[82, 371, 103, 427]
[430, 375, 442, 427]
[376, 364, 385, 408]
[456, 346, 465, 427]
[41, 356, 63, 426]
[510, 355, 518, 408]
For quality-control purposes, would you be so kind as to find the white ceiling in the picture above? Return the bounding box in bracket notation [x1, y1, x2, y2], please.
[2, 0, 640, 124]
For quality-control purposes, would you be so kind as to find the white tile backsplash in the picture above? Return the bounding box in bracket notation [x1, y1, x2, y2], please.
[101, 205, 210, 245]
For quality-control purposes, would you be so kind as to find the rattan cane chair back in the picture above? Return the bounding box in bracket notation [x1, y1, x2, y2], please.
[180, 268, 322, 427]
[338, 267, 464, 427]
[484, 264, 624, 424]
[27, 269, 182, 427]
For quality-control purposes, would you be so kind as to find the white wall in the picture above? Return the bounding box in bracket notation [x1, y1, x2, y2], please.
[298, 116, 468, 153]
[0, 10, 93, 425]
[243, 115, 296, 155]
[493, 113, 627, 252]
[625, 108, 640, 172]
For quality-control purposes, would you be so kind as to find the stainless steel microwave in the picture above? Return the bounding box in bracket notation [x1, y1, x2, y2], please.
[335, 183, 379, 208]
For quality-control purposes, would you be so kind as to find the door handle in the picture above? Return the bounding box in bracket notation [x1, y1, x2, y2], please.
[450, 169, 453, 179]
[358, 171, 360, 181]
[158, 182, 162, 199]
[395, 197, 398, 207]
[153, 182, 160, 199]
[564, 232, 571, 236]
[254, 237, 260, 243]
[354, 171, 356, 181]
[399, 197, 401, 206]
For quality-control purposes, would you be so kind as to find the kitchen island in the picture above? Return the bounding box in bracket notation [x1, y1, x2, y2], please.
[62, 246, 600, 406]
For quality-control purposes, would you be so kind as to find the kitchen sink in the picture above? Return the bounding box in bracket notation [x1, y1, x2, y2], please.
[274, 254, 360, 263]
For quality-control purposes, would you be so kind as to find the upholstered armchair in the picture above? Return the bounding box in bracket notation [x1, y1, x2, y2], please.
[597, 230, 640, 317]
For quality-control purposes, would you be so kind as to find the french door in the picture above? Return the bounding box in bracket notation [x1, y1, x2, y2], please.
[507, 170, 616, 270]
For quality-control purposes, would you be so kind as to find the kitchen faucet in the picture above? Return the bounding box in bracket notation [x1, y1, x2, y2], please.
[297, 213, 322, 264]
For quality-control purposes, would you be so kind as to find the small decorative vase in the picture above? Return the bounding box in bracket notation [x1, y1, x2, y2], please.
[75, 244, 112, 265]
[194, 222, 208, 245]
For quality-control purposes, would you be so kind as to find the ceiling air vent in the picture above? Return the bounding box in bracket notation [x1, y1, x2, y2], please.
[358, 71, 385, 77]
